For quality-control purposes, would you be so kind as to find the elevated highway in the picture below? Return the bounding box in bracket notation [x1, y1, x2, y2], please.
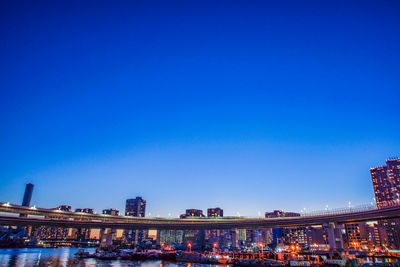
[1, 202, 399, 230]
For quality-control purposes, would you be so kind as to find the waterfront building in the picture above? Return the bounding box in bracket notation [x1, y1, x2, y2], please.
[207, 207, 223, 217]
[72, 208, 94, 240]
[124, 197, 147, 246]
[178, 209, 206, 248]
[204, 208, 224, 248]
[278, 226, 327, 248]
[370, 158, 400, 249]
[264, 210, 330, 248]
[34, 225, 69, 240]
[366, 221, 389, 250]
[344, 223, 367, 249]
[183, 230, 206, 249]
[102, 208, 119, 216]
[157, 230, 184, 245]
[33, 205, 72, 241]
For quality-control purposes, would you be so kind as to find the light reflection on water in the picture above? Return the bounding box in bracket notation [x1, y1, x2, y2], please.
[0, 247, 223, 267]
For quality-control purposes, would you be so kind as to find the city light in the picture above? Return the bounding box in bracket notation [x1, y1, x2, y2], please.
[1, 0, 400, 264]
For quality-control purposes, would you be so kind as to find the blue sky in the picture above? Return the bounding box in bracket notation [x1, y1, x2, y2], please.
[1, 1, 399, 217]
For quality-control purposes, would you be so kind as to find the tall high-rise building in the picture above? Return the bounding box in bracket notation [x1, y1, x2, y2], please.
[20, 183, 34, 218]
[207, 207, 223, 217]
[387, 159, 400, 202]
[370, 158, 400, 249]
[371, 158, 400, 208]
[125, 197, 146, 246]
[22, 183, 34, 207]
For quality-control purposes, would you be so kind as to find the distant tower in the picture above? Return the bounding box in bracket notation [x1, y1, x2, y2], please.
[20, 183, 34, 219]
[22, 183, 34, 207]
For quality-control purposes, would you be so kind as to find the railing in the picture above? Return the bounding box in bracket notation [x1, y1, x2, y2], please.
[300, 203, 377, 217]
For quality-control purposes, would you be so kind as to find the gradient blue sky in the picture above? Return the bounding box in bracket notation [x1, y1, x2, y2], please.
[1, 1, 399, 217]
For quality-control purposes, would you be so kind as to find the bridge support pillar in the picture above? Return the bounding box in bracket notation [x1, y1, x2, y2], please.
[232, 228, 239, 249]
[99, 228, 116, 250]
[323, 223, 343, 251]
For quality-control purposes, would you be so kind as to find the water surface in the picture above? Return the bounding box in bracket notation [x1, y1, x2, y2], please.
[0, 247, 224, 267]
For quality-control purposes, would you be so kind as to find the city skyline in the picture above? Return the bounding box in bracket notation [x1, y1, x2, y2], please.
[1, 1, 400, 217]
[4, 156, 399, 218]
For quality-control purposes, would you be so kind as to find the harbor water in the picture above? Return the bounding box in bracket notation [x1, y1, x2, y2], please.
[0, 247, 226, 267]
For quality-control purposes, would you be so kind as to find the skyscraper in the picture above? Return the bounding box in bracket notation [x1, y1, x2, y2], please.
[20, 183, 34, 218]
[371, 158, 400, 208]
[370, 158, 400, 249]
[125, 197, 146, 246]
[387, 159, 400, 202]
[21, 183, 34, 207]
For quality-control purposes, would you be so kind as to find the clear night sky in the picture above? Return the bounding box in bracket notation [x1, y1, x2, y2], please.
[1, 1, 399, 217]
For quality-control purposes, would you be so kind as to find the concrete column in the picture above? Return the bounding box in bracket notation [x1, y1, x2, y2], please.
[232, 228, 239, 249]
[323, 223, 343, 251]
[99, 228, 116, 249]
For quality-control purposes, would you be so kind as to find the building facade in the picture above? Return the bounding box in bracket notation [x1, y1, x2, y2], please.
[125, 197, 147, 246]
[102, 208, 119, 216]
[370, 158, 400, 249]
[181, 209, 204, 218]
[207, 207, 223, 217]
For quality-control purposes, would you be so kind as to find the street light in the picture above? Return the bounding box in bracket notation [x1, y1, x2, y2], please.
[213, 242, 217, 254]
[259, 243, 263, 258]
[188, 242, 192, 253]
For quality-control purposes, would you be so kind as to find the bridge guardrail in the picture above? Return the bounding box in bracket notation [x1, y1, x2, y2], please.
[300, 203, 378, 217]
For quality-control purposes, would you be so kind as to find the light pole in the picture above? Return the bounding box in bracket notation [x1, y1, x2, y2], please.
[213, 242, 217, 255]
[259, 243, 263, 258]
[188, 242, 192, 253]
